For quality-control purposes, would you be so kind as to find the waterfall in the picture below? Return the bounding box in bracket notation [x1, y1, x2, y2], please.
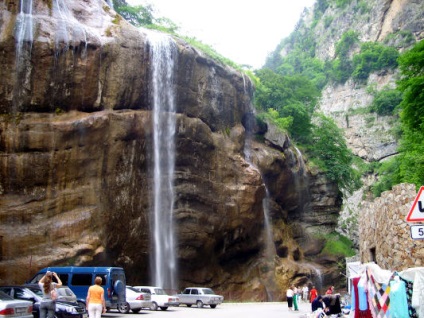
[15, 0, 34, 59]
[147, 30, 178, 290]
[244, 121, 277, 301]
[51, 0, 88, 55]
[262, 189, 275, 261]
[311, 266, 323, 293]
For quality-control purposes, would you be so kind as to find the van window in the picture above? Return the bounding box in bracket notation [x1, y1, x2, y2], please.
[98, 275, 107, 286]
[71, 274, 92, 286]
[58, 274, 69, 286]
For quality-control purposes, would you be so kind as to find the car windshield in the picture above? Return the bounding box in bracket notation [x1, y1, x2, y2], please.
[28, 286, 44, 297]
[57, 287, 75, 297]
[202, 288, 215, 295]
[0, 290, 13, 300]
[154, 288, 166, 295]
[126, 286, 139, 292]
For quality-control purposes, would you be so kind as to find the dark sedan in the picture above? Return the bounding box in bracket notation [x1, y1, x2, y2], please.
[0, 285, 87, 318]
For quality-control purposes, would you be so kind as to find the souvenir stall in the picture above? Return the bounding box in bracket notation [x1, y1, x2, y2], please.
[348, 262, 424, 318]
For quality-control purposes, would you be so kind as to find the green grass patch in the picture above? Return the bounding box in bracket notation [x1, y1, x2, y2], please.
[320, 232, 356, 257]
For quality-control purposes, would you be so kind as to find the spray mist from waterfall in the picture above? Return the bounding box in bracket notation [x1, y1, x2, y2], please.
[147, 30, 178, 290]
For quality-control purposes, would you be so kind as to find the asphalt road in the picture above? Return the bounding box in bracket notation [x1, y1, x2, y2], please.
[103, 301, 314, 318]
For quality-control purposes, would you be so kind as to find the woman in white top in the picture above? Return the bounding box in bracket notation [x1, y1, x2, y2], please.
[286, 286, 294, 311]
[38, 271, 63, 318]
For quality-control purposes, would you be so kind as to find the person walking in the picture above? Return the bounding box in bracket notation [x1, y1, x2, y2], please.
[302, 285, 309, 302]
[286, 286, 294, 311]
[38, 271, 62, 318]
[310, 285, 318, 303]
[293, 286, 299, 311]
[86, 276, 106, 318]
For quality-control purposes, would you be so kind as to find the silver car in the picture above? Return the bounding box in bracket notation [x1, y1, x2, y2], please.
[132, 286, 179, 311]
[0, 290, 33, 318]
[177, 287, 223, 308]
[117, 287, 151, 314]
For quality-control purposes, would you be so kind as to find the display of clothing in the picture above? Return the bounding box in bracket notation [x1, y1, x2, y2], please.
[347, 263, 424, 318]
[389, 277, 409, 318]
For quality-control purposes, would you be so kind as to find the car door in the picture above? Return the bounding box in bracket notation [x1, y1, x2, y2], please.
[189, 288, 199, 304]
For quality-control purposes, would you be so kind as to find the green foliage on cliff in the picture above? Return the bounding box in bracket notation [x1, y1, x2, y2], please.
[396, 39, 424, 188]
[371, 39, 424, 196]
[369, 88, 402, 116]
[254, 67, 361, 193]
[352, 42, 399, 82]
[307, 114, 362, 193]
[320, 232, 355, 257]
[255, 69, 320, 141]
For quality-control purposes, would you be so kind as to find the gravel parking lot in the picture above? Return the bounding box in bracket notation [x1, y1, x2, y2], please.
[104, 301, 313, 318]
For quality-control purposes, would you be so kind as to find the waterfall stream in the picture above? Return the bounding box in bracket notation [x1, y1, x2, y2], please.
[244, 128, 277, 301]
[147, 30, 178, 290]
[15, 0, 34, 59]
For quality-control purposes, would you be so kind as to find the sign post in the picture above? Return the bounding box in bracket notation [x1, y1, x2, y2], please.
[406, 186, 424, 222]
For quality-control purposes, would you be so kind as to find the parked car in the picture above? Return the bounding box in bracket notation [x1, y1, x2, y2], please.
[177, 287, 223, 308]
[132, 286, 179, 311]
[117, 286, 151, 314]
[0, 290, 33, 318]
[0, 285, 87, 318]
[56, 286, 78, 303]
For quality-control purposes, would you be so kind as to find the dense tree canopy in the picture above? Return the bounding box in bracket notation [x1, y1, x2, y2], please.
[397, 39, 424, 187]
[255, 69, 320, 141]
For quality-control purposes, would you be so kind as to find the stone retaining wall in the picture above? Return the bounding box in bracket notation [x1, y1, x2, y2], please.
[359, 183, 424, 271]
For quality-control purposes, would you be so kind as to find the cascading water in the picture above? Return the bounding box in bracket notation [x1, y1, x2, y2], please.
[15, 0, 34, 59]
[244, 119, 277, 301]
[13, 0, 34, 112]
[52, 0, 88, 55]
[147, 30, 178, 290]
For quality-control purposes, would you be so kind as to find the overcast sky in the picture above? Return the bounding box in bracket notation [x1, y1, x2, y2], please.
[125, 0, 316, 69]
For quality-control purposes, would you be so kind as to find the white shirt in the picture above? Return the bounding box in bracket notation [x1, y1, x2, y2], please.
[286, 289, 294, 297]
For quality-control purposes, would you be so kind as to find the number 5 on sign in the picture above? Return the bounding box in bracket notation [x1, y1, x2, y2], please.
[410, 225, 424, 240]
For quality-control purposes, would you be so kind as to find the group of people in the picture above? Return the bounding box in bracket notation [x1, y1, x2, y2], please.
[38, 271, 106, 318]
[286, 285, 318, 311]
[287, 284, 336, 313]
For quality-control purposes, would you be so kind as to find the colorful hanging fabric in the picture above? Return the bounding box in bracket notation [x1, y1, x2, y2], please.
[389, 276, 409, 318]
[400, 267, 424, 318]
[399, 276, 418, 318]
[366, 267, 391, 318]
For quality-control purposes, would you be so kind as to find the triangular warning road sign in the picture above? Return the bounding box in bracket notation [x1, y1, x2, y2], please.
[406, 186, 424, 222]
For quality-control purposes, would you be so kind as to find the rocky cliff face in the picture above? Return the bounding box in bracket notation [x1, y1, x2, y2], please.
[0, 0, 341, 299]
[290, 0, 423, 246]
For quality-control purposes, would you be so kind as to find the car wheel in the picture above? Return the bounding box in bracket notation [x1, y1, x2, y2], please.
[210, 304, 217, 309]
[131, 309, 141, 313]
[196, 300, 204, 308]
[118, 302, 130, 314]
[150, 302, 158, 311]
[160, 307, 168, 311]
